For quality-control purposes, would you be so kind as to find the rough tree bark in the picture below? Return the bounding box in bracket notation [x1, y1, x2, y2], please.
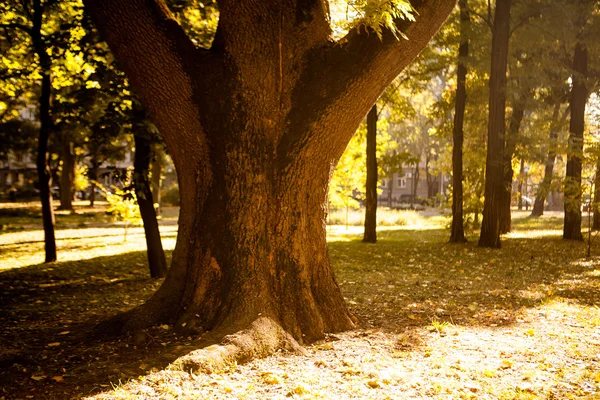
[363, 104, 377, 243]
[564, 42, 587, 241]
[84, 0, 455, 364]
[450, 0, 469, 243]
[31, 1, 57, 263]
[479, 0, 512, 248]
[58, 142, 75, 211]
[531, 102, 566, 217]
[134, 134, 168, 278]
[499, 95, 526, 234]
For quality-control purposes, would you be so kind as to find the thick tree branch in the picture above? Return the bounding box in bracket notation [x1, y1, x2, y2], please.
[281, 0, 456, 164]
[82, 0, 213, 163]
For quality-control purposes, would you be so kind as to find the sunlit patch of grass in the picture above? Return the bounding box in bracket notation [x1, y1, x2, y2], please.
[327, 207, 443, 229]
[0, 225, 178, 270]
[505, 229, 563, 239]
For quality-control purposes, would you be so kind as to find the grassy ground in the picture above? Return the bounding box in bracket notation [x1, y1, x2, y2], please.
[0, 206, 599, 399]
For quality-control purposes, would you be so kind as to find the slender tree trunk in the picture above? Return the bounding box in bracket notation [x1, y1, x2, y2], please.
[425, 153, 438, 199]
[363, 105, 377, 243]
[412, 161, 419, 207]
[499, 97, 526, 233]
[58, 141, 75, 211]
[450, 0, 469, 243]
[134, 134, 168, 278]
[89, 159, 99, 207]
[151, 144, 163, 216]
[479, 0, 512, 248]
[531, 102, 564, 217]
[593, 157, 600, 230]
[37, 68, 57, 262]
[517, 158, 524, 210]
[388, 169, 394, 208]
[564, 42, 588, 241]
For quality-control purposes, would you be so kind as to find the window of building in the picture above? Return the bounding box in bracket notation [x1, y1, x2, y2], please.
[398, 177, 407, 188]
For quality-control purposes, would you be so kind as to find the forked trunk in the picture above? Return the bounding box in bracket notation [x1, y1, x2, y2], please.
[564, 42, 587, 241]
[59, 142, 75, 211]
[134, 134, 167, 278]
[85, 0, 456, 345]
[450, 0, 469, 243]
[479, 0, 511, 248]
[363, 105, 378, 243]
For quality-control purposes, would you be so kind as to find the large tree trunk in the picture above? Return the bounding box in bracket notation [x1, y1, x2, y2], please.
[134, 134, 168, 278]
[563, 42, 588, 241]
[531, 102, 567, 217]
[479, 0, 511, 248]
[363, 104, 377, 243]
[85, 0, 455, 359]
[450, 0, 469, 243]
[499, 96, 526, 233]
[58, 141, 75, 211]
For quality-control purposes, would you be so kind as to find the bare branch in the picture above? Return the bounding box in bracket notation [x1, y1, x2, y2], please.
[470, 10, 493, 31]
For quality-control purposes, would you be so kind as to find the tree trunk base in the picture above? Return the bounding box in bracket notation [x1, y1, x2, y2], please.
[169, 317, 306, 374]
[449, 236, 468, 244]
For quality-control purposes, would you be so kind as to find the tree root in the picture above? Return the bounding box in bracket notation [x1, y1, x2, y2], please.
[169, 317, 307, 374]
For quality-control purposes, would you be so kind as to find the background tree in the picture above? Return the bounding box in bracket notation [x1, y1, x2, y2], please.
[449, 0, 469, 243]
[479, 0, 512, 248]
[363, 104, 378, 243]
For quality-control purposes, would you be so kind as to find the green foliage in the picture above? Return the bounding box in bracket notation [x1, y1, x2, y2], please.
[73, 165, 89, 192]
[162, 184, 180, 206]
[329, 128, 366, 209]
[94, 180, 140, 241]
[350, 0, 415, 39]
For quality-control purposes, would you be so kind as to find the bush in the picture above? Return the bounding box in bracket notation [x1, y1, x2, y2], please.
[162, 184, 180, 206]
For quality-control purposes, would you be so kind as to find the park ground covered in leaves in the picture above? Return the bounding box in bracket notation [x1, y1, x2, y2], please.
[1, 204, 599, 399]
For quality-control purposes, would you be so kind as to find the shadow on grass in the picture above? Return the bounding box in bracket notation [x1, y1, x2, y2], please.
[4, 230, 178, 246]
[0, 250, 205, 399]
[1, 226, 598, 399]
